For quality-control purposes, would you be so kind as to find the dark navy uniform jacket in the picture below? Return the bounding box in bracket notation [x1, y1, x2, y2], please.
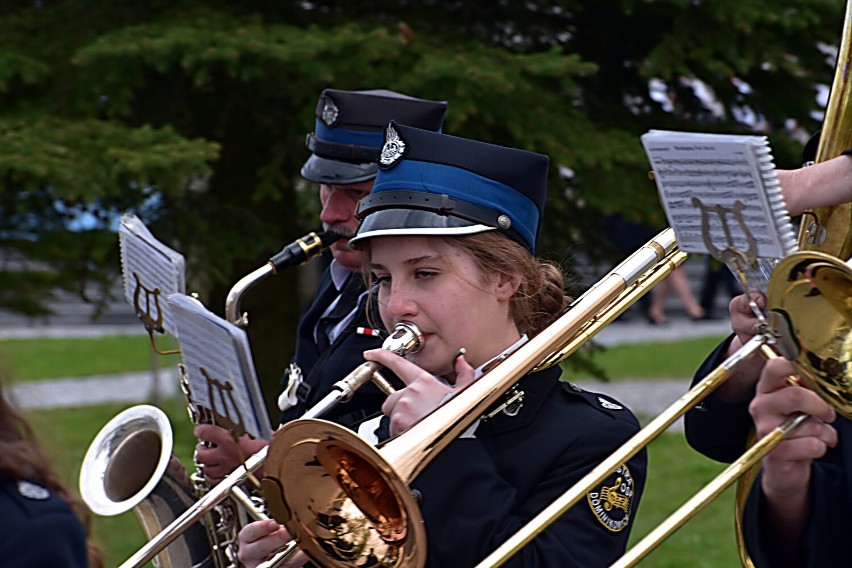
[686, 335, 852, 566]
[0, 478, 88, 567]
[279, 267, 392, 428]
[740, 417, 852, 567]
[403, 366, 647, 568]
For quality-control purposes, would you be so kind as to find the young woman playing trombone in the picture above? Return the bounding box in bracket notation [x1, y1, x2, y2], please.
[238, 123, 647, 568]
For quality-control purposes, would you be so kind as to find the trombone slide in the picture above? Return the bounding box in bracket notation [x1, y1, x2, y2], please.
[475, 333, 768, 568]
[612, 412, 807, 568]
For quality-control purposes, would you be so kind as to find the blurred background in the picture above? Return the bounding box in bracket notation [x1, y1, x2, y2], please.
[1, 0, 847, 565]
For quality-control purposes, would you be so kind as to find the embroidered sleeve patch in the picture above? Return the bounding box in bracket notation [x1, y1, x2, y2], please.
[587, 464, 634, 532]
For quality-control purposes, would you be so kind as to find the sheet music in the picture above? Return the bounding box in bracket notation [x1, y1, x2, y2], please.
[642, 130, 797, 260]
[118, 215, 186, 336]
[167, 293, 273, 440]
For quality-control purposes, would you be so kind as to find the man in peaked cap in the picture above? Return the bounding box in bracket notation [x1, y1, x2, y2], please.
[193, 89, 447, 485]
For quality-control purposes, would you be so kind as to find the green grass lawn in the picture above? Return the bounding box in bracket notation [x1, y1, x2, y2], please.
[570, 335, 728, 380]
[0, 334, 180, 382]
[8, 332, 743, 566]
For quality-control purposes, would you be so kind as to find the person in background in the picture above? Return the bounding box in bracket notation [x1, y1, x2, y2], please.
[0, 373, 103, 567]
[601, 214, 704, 324]
[193, 88, 447, 485]
[237, 123, 646, 568]
[646, 265, 705, 325]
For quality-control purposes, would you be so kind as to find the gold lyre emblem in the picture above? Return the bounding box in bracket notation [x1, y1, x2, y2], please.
[201, 368, 247, 439]
[692, 197, 759, 268]
[132, 271, 165, 333]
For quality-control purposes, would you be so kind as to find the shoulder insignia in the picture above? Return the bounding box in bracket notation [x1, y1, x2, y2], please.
[587, 464, 634, 532]
[597, 396, 623, 411]
[565, 382, 583, 393]
[17, 480, 50, 500]
[379, 123, 407, 169]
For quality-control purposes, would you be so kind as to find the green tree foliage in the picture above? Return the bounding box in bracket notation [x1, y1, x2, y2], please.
[0, 0, 846, 400]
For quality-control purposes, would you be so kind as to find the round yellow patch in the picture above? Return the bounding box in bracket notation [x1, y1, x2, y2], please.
[586, 464, 634, 532]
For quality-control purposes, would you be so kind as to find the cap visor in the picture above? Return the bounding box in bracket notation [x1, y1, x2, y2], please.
[349, 209, 494, 249]
[301, 154, 378, 184]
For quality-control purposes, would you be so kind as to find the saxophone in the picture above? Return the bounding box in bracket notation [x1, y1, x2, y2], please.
[81, 229, 338, 567]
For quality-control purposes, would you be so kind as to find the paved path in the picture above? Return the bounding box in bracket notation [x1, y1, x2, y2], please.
[9, 368, 181, 410]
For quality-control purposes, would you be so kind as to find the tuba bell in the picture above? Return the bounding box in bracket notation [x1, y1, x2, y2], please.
[79, 404, 214, 568]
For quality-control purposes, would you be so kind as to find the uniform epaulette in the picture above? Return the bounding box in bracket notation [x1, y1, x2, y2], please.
[561, 381, 626, 413]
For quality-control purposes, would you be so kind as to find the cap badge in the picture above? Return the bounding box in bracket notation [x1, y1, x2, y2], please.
[320, 97, 340, 127]
[379, 123, 407, 169]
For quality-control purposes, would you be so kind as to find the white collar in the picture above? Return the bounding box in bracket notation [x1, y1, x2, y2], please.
[329, 259, 354, 291]
[473, 333, 529, 380]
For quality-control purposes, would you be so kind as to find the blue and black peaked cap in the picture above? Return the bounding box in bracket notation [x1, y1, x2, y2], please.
[349, 122, 549, 252]
[301, 89, 448, 185]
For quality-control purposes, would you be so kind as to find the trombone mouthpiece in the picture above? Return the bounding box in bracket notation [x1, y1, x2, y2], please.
[382, 322, 424, 356]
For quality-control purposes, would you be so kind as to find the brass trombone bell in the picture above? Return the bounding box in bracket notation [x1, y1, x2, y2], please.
[767, 250, 852, 417]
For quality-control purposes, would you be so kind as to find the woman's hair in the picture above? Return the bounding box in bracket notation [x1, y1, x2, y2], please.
[449, 232, 568, 336]
[362, 231, 568, 337]
[0, 376, 104, 568]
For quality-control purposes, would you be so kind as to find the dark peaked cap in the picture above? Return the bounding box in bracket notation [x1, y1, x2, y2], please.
[302, 89, 448, 184]
[351, 122, 549, 252]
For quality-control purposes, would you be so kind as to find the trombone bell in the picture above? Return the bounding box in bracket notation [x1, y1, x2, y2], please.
[263, 419, 425, 568]
[768, 250, 852, 417]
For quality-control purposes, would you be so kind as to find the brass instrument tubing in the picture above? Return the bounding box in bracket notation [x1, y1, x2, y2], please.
[225, 264, 274, 327]
[612, 412, 807, 568]
[120, 446, 269, 568]
[475, 333, 767, 568]
[536, 250, 687, 371]
[229, 485, 269, 523]
[256, 541, 300, 568]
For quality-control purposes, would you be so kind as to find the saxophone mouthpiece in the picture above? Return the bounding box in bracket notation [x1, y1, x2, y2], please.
[268, 229, 342, 272]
